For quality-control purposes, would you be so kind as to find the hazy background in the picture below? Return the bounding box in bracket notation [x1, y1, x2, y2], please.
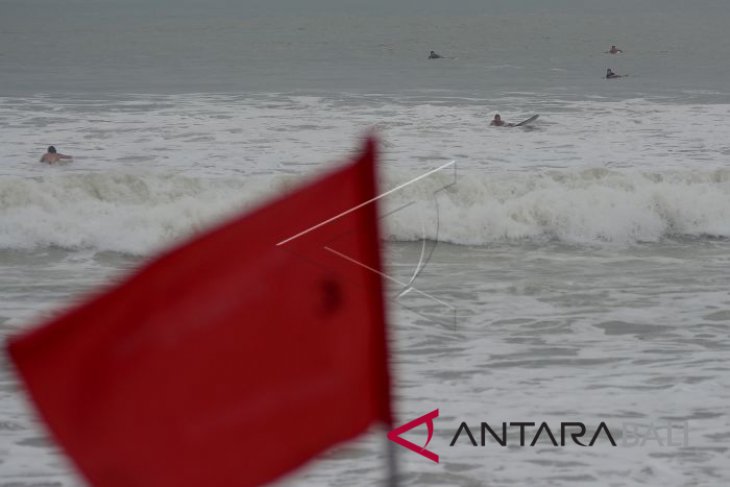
[3, 0, 730, 97]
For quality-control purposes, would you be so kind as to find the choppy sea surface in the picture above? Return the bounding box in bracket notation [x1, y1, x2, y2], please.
[2, 1, 730, 485]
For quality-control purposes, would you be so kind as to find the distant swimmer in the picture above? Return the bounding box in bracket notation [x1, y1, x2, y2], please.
[606, 68, 624, 79]
[40, 146, 73, 164]
[490, 114, 540, 127]
[428, 50, 443, 59]
[607, 45, 623, 54]
[490, 114, 507, 127]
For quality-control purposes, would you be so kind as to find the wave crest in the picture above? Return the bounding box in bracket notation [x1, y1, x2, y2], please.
[1, 168, 729, 253]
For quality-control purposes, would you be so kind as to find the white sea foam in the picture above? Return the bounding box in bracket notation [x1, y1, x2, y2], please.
[2, 168, 729, 253]
[3, 92, 730, 253]
[386, 167, 730, 245]
[0, 172, 283, 254]
[2, 94, 730, 179]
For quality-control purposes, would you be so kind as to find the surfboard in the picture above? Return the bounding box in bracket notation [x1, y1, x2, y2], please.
[513, 114, 539, 127]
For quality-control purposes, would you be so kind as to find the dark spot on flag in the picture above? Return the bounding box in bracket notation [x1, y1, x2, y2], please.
[321, 278, 342, 314]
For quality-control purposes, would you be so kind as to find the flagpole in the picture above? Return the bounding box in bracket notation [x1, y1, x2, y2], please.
[386, 432, 399, 487]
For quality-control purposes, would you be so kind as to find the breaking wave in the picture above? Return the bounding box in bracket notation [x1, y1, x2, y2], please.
[1, 168, 729, 254]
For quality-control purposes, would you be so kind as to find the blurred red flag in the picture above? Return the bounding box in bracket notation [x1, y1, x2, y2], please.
[6, 138, 392, 487]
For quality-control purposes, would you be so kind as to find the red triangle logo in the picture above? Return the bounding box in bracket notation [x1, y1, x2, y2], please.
[387, 409, 439, 463]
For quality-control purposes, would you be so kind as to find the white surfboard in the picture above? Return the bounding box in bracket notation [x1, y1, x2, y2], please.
[513, 114, 539, 127]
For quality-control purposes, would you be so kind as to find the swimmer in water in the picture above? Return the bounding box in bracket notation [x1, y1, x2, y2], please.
[489, 114, 520, 127]
[490, 114, 506, 126]
[607, 45, 623, 54]
[428, 50, 443, 59]
[606, 68, 623, 79]
[40, 146, 73, 163]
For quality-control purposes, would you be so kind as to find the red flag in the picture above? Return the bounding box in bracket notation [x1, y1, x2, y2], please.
[6, 138, 392, 487]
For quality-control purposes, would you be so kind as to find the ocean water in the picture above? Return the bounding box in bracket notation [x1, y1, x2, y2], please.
[1, 1, 730, 486]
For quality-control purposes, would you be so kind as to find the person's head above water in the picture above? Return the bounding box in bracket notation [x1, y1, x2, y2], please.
[490, 114, 506, 126]
[47, 146, 57, 153]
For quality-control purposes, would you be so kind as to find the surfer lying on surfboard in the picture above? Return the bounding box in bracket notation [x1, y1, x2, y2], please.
[490, 114, 539, 127]
[606, 68, 625, 79]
